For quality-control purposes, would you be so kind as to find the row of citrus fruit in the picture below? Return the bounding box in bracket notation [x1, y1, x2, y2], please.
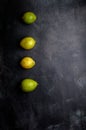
[19, 12, 38, 92]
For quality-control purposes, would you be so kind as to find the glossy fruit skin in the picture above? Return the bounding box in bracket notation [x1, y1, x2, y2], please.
[21, 79, 38, 92]
[20, 37, 36, 50]
[20, 57, 35, 69]
[22, 12, 37, 24]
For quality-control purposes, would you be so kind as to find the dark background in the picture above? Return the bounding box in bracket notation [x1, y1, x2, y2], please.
[1, 0, 86, 129]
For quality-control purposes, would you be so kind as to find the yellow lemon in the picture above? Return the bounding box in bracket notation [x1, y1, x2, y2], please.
[20, 37, 36, 50]
[20, 57, 35, 69]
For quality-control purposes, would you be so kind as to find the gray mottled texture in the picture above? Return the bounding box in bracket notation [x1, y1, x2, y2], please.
[1, 0, 86, 129]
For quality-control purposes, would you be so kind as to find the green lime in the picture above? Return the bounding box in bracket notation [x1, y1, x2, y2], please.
[21, 79, 38, 92]
[22, 12, 37, 24]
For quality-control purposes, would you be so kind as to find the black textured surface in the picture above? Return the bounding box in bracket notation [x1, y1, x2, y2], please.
[1, 0, 86, 129]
